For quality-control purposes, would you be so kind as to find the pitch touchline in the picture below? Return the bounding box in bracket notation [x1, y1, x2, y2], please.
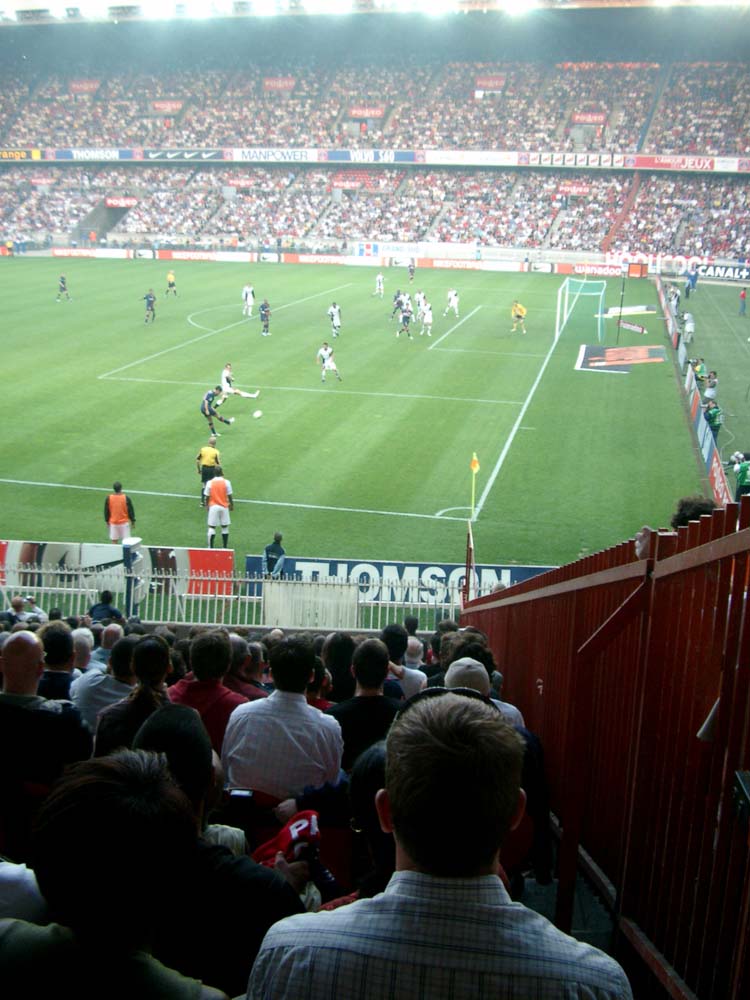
[0, 478, 466, 523]
[98, 284, 353, 379]
[427, 306, 481, 350]
[98, 375, 523, 406]
[473, 333, 562, 522]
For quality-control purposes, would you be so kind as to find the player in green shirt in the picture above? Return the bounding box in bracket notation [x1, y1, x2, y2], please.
[704, 400, 723, 441]
[732, 451, 750, 502]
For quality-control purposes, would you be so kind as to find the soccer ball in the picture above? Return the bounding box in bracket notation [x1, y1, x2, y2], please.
[253, 410, 263, 419]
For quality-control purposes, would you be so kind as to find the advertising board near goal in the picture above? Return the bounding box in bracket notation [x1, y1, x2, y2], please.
[244, 555, 551, 603]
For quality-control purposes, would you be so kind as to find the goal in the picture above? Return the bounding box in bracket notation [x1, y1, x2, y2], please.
[555, 277, 607, 343]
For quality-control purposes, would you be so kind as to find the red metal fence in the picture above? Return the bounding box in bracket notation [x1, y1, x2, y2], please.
[462, 502, 750, 1000]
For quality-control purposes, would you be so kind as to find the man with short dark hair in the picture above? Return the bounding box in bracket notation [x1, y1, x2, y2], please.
[70, 634, 139, 732]
[262, 532, 286, 578]
[105, 481, 136, 543]
[326, 638, 400, 771]
[223, 633, 269, 701]
[222, 636, 343, 800]
[37, 622, 77, 701]
[88, 590, 124, 623]
[167, 629, 248, 753]
[205, 465, 233, 549]
[249, 694, 632, 999]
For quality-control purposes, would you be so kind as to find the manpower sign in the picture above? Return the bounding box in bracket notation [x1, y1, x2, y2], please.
[244, 555, 552, 603]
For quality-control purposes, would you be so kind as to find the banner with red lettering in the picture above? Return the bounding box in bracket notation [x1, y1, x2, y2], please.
[263, 77, 296, 91]
[475, 75, 505, 89]
[152, 100, 184, 113]
[571, 112, 607, 125]
[105, 196, 138, 208]
[69, 79, 100, 94]
[558, 182, 591, 196]
[348, 106, 385, 119]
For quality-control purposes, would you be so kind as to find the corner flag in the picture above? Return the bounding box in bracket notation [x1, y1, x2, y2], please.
[470, 453, 480, 517]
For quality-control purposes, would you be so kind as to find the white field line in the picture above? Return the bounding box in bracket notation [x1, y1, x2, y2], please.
[100, 375, 523, 407]
[472, 332, 562, 521]
[0, 478, 466, 522]
[427, 306, 481, 350]
[433, 348, 547, 358]
[99, 284, 353, 379]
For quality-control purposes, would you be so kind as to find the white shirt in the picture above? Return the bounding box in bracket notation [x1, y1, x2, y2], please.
[327, 305, 341, 326]
[317, 345, 333, 364]
[242, 284, 254, 301]
[448, 290, 459, 305]
[222, 689, 343, 800]
[220, 366, 233, 392]
[376, 274, 384, 289]
[423, 305, 433, 324]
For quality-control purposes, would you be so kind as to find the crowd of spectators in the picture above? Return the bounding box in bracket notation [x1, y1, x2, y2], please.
[643, 62, 750, 156]
[0, 594, 630, 1000]
[2, 61, 749, 154]
[611, 175, 750, 259]
[1, 160, 749, 258]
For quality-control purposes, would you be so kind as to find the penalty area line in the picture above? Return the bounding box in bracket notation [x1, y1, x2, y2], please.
[0, 478, 466, 523]
[472, 332, 561, 522]
[427, 306, 481, 351]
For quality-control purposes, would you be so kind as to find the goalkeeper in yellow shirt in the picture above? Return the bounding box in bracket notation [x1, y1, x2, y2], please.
[511, 300, 527, 334]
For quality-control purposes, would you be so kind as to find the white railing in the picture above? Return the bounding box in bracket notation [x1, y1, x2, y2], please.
[1, 563, 494, 631]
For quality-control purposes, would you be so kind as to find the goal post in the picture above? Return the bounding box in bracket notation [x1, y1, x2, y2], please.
[555, 277, 607, 343]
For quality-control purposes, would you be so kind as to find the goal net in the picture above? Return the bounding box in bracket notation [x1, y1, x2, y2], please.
[555, 277, 607, 343]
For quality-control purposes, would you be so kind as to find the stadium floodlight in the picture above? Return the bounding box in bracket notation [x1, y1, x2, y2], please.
[302, 0, 352, 13]
[555, 276, 607, 344]
[502, 0, 537, 15]
[181, 0, 214, 17]
[143, 0, 175, 19]
[424, 0, 459, 16]
[251, 0, 278, 14]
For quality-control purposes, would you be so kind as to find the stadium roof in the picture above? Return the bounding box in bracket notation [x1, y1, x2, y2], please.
[1, 0, 748, 28]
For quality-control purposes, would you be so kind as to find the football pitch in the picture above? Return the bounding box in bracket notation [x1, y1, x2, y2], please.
[2, 258, 708, 569]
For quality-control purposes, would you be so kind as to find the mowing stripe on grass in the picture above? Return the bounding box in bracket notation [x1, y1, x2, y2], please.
[427, 306, 481, 350]
[473, 333, 562, 522]
[99, 284, 354, 378]
[186, 282, 354, 332]
[0, 478, 466, 523]
[99, 375, 523, 406]
[434, 348, 548, 358]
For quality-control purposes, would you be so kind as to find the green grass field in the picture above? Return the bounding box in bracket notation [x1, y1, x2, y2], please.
[2, 257, 709, 568]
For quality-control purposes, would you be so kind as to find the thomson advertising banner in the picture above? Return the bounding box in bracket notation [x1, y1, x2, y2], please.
[244, 554, 552, 603]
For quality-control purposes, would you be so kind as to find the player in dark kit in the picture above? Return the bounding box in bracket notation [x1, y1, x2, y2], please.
[56, 275, 71, 302]
[397, 301, 414, 340]
[143, 289, 156, 323]
[391, 290, 403, 320]
[201, 386, 235, 435]
[259, 299, 271, 336]
[408, 263, 415, 283]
